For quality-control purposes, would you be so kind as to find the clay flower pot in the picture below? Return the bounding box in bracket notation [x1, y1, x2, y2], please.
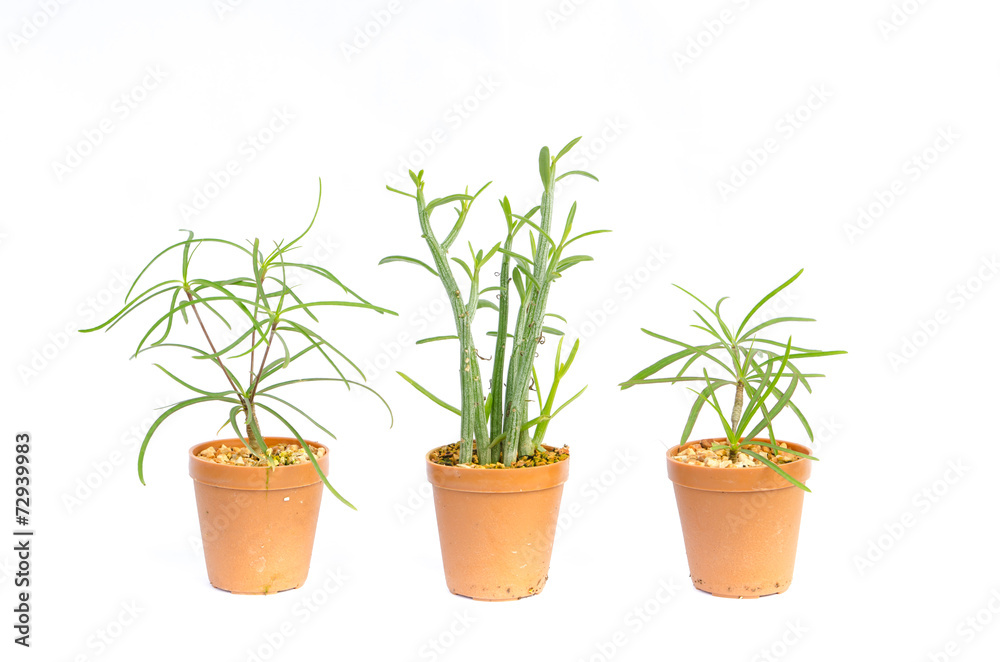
[188, 437, 330, 595]
[426, 445, 570, 601]
[666, 438, 813, 599]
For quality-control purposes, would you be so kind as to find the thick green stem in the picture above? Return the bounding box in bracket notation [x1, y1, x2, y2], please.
[488, 234, 514, 464]
[730, 380, 744, 460]
[415, 184, 487, 464]
[246, 403, 262, 451]
[502, 185, 555, 464]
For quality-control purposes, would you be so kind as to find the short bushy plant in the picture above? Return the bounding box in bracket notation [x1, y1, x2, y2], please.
[620, 270, 845, 490]
[81, 181, 394, 507]
[383, 138, 607, 466]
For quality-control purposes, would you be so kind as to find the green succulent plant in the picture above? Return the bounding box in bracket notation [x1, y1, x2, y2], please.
[620, 269, 845, 490]
[383, 138, 608, 466]
[81, 180, 395, 508]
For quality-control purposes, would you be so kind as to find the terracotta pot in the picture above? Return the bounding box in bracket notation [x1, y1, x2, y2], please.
[667, 438, 813, 599]
[188, 437, 330, 595]
[426, 445, 570, 601]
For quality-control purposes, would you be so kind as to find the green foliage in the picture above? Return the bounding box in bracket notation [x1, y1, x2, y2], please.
[81, 180, 395, 508]
[383, 138, 607, 466]
[620, 269, 845, 490]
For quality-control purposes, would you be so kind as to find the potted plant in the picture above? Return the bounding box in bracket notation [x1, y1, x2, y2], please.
[620, 270, 845, 598]
[81, 180, 394, 594]
[382, 138, 606, 600]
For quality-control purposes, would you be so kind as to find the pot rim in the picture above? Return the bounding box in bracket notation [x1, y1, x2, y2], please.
[189, 436, 330, 491]
[425, 443, 570, 494]
[666, 437, 812, 493]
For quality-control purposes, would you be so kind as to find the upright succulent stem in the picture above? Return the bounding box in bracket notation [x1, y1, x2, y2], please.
[730, 380, 744, 461]
[391, 140, 599, 468]
[502, 177, 555, 464]
[414, 181, 488, 464]
[487, 227, 515, 465]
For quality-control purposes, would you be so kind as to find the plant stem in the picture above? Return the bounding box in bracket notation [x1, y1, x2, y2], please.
[502, 183, 555, 463]
[184, 290, 245, 408]
[488, 232, 515, 465]
[249, 322, 277, 400]
[730, 379, 744, 460]
[186, 290, 267, 455]
[414, 183, 488, 464]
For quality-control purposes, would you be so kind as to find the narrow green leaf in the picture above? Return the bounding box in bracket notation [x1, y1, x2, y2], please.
[451, 257, 473, 281]
[554, 136, 582, 162]
[554, 170, 599, 183]
[138, 395, 239, 484]
[386, 185, 416, 199]
[253, 402, 357, 509]
[735, 269, 804, 339]
[425, 193, 473, 213]
[416, 335, 458, 345]
[379, 255, 439, 277]
[738, 316, 816, 342]
[555, 255, 593, 272]
[742, 449, 811, 492]
[539, 146, 551, 186]
[397, 371, 460, 416]
[680, 380, 731, 443]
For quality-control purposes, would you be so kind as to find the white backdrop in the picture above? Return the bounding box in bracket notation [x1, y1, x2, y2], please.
[3, 1, 999, 660]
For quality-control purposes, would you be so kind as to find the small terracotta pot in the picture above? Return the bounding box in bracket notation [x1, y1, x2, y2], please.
[188, 437, 330, 595]
[667, 438, 812, 599]
[426, 445, 570, 601]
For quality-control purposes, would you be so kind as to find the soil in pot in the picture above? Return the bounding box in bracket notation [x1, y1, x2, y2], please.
[667, 438, 813, 599]
[189, 437, 330, 595]
[426, 443, 570, 601]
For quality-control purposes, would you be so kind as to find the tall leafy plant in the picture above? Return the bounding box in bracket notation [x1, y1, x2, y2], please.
[81, 180, 395, 507]
[620, 270, 845, 490]
[383, 138, 607, 466]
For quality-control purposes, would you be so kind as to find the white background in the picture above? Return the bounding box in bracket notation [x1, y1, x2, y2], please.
[2, 1, 999, 660]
